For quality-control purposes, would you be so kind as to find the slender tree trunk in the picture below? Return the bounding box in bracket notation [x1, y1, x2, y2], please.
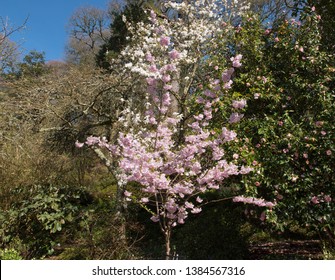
[92, 147, 128, 244]
[165, 228, 171, 260]
[114, 179, 128, 246]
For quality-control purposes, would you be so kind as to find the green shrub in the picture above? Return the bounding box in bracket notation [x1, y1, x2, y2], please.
[0, 248, 22, 260]
[211, 11, 335, 244]
[0, 184, 91, 259]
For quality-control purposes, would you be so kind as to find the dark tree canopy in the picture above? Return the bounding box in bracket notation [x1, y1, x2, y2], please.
[96, 1, 149, 69]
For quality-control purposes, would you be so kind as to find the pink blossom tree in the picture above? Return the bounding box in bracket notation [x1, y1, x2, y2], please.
[76, 0, 256, 259]
[77, 55, 252, 258]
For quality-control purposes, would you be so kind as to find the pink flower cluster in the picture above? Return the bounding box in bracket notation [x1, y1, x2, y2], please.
[232, 99, 247, 109]
[310, 194, 332, 205]
[233, 196, 276, 208]
[231, 54, 243, 68]
[76, 136, 117, 153]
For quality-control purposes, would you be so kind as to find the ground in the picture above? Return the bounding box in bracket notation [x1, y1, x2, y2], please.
[248, 240, 323, 260]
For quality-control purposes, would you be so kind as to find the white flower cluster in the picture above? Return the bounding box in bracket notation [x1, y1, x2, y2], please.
[120, 0, 251, 78]
[118, 1, 233, 80]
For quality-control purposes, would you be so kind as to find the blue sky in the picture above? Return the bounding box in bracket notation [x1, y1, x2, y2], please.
[2, 0, 112, 62]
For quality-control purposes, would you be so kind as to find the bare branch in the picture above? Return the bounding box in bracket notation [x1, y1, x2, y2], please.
[0, 16, 28, 45]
